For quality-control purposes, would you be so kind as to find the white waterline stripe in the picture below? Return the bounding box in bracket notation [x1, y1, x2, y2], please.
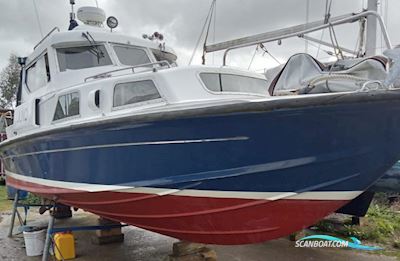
[6, 171, 362, 201]
[7, 171, 131, 192]
[4, 136, 248, 159]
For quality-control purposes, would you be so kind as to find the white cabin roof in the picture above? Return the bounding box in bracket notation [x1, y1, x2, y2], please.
[27, 25, 176, 66]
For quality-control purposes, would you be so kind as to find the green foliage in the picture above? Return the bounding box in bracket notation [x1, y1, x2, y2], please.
[0, 54, 20, 109]
[393, 237, 400, 249]
[20, 193, 42, 205]
[314, 198, 400, 259]
[341, 204, 400, 244]
[315, 219, 336, 233]
[315, 201, 400, 244]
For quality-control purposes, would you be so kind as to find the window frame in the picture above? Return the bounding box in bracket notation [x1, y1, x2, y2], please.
[111, 43, 154, 66]
[25, 51, 51, 93]
[52, 91, 81, 123]
[112, 79, 165, 111]
[55, 44, 113, 72]
[198, 72, 268, 97]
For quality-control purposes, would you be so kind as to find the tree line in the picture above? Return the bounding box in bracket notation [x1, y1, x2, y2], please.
[0, 54, 19, 109]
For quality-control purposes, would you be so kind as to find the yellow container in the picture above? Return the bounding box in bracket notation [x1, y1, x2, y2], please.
[54, 232, 76, 260]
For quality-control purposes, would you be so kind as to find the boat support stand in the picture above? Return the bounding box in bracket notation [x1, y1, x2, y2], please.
[7, 190, 127, 260]
[7, 190, 19, 238]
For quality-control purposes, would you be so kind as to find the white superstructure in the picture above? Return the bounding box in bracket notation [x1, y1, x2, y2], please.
[10, 8, 270, 139]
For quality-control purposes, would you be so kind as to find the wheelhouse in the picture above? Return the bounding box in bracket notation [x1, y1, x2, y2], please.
[10, 26, 268, 139]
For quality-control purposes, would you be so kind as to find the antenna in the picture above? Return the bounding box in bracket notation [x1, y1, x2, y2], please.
[70, 0, 76, 21]
[32, 0, 44, 38]
[68, 0, 79, 30]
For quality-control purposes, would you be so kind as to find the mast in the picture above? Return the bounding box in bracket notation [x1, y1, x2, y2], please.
[365, 0, 378, 56]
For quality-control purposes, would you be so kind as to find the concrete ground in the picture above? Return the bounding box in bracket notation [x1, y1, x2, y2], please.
[0, 208, 396, 261]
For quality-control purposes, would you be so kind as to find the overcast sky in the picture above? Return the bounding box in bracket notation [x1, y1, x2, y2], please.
[1, 0, 400, 72]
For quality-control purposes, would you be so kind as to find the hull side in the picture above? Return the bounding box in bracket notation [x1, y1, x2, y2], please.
[3, 95, 400, 244]
[7, 175, 351, 245]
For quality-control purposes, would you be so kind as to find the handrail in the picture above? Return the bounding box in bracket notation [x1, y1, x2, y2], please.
[205, 11, 391, 66]
[34, 27, 60, 50]
[84, 60, 171, 82]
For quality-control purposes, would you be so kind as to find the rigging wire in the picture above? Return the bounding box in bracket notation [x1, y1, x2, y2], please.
[385, 0, 389, 29]
[259, 43, 281, 65]
[383, 0, 389, 53]
[303, 39, 338, 57]
[188, 0, 216, 65]
[317, 0, 333, 58]
[248, 45, 259, 70]
[212, 1, 217, 64]
[379, 0, 384, 53]
[305, 0, 310, 53]
[324, 0, 333, 23]
[323, 0, 344, 60]
[201, 0, 216, 65]
[328, 25, 344, 59]
[32, 0, 44, 38]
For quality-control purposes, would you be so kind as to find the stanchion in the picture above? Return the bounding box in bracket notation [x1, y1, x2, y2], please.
[42, 206, 56, 261]
[7, 190, 19, 238]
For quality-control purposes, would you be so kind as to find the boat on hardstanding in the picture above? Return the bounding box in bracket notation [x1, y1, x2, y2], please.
[2, 2, 400, 245]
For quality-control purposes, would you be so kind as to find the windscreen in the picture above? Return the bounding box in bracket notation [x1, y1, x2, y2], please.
[57, 45, 112, 72]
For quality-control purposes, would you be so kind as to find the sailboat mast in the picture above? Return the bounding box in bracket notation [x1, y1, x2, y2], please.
[365, 0, 378, 56]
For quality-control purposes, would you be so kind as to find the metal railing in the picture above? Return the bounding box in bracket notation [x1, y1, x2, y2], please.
[205, 11, 392, 66]
[84, 60, 171, 82]
[34, 27, 60, 50]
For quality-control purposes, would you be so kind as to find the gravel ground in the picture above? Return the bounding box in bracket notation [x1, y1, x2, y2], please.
[0, 209, 396, 261]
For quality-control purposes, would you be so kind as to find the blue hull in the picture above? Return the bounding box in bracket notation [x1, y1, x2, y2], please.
[2, 92, 400, 194]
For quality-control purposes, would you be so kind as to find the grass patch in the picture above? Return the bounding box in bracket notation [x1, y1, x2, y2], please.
[315, 194, 400, 258]
[0, 185, 42, 213]
[342, 204, 400, 244]
[0, 185, 12, 212]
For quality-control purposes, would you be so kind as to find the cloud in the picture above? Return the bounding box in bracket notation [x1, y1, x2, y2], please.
[0, 0, 399, 71]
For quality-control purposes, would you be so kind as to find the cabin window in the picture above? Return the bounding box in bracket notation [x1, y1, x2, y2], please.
[53, 92, 80, 121]
[113, 80, 161, 107]
[200, 73, 268, 95]
[113, 46, 151, 66]
[26, 53, 50, 92]
[56, 45, 112, 72]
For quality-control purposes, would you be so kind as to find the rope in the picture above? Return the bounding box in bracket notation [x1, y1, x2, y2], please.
[308, 73, 370, 86]
[354, 18, 366, 57]
[32, 0, 44, 38]
[189, 0, 216, 65]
